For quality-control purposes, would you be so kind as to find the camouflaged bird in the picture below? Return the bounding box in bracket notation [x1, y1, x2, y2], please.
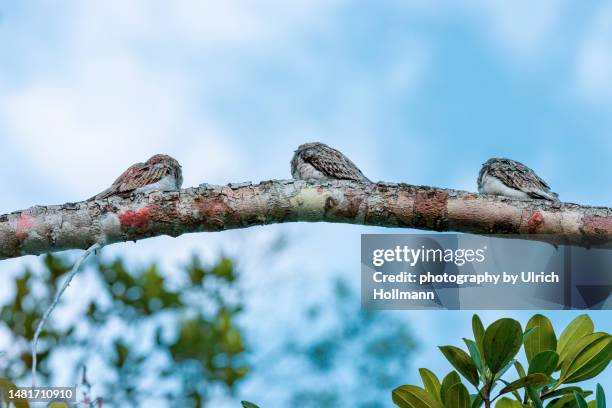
[477, 158, 559, 201]
[291, 142, 371, 182]
[89, 154, 183, 200]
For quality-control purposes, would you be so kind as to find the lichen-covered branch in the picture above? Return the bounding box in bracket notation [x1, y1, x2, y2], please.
[1, 180, 611, 260]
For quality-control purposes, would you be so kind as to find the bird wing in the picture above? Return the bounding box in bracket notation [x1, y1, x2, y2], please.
[92, 162, 169, 200]
[487, 159, 554, 199]
[301, 145, 367, 181]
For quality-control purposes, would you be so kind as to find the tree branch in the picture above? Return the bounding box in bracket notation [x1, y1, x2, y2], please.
[1, 180, 611, 260]
[31, 242, 101, 386]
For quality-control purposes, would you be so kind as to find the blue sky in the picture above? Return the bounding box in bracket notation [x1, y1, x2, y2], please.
[0, 1, 611, 406]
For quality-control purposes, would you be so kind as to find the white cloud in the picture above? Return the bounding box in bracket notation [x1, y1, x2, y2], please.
[71, 0, 344, 49]
[1, 1, 350, 200]
[1, 54, 240, 199]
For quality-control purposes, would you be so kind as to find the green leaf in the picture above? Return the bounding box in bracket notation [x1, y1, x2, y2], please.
[393, 385, 443, 408]
[494, 359, 516, 381]
[471, 393, 484, 408]
[514, 361, 526, 378]
[483, 318, 523, 374]
[557, 315, 594, 368]
[420, 368, 443, 405]
[498, 373, 550, 394]
[548, 394, 580, 408]
[527, 386, 544, 408]
[547, 395, 595, 408]
[575, 392, 589, 408]
[561, 333, 612, 384]
[499, 379, 522, 403]
[439, 346, 480, 387]
[543, 388, 591, 401]
[472, 315, 486, 360]
[445, 383, 471, 408]
[241, 402, 260, 408]
[528, 350, 559, 376]
[441, 372, 462, 405]
[495, 397, 522, 408]
[463, 338, 484, 376]
[596, 384, 605, 408]
[523, 327, 537, 342]
[524, 314, 557, 363]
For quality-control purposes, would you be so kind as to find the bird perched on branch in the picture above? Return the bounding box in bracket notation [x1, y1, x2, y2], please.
[89, 154, 183, 200]
[291, 142, 371, 182]
[477, 158, 559, 201]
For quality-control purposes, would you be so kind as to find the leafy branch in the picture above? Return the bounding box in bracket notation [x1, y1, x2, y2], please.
[392, 314, 611, 408]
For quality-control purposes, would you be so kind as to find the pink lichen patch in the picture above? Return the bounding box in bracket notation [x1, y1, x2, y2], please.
[527, 210, 545, 233]
[196, 196, 241, 230]
[582, 215, 612, 239]
[118, 207, 150, 230]
[15, 212, 35, 240]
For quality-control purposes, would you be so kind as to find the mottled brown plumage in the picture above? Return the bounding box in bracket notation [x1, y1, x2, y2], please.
[478, 158, 558, 201]
[291, 142, 370, 182]
[89, 154, 183, 200]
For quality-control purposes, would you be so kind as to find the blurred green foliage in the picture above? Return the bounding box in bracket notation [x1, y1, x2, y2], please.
[0, 251, 421, 407]
[252, 277, 418, 408]
[0, 253, 248, 407]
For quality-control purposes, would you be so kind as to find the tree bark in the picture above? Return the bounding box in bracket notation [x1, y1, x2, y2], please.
[1, 180, 611, 260]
